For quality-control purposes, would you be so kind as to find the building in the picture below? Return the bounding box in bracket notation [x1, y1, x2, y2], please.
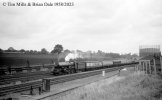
[139, 45, 161, 57]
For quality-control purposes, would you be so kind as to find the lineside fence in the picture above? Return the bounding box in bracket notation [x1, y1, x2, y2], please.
[134, 56, 162, 74]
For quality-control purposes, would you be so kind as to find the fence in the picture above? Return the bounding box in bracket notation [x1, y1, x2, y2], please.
[135, 56, 162, 74]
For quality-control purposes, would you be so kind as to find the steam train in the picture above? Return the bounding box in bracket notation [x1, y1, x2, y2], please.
[52, 60, 138, 75]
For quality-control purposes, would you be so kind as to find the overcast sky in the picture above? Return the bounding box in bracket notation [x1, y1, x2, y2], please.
[0, 0, 162, 54]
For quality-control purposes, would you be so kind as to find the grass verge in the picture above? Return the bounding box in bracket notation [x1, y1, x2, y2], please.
[48, 71, 162, 100]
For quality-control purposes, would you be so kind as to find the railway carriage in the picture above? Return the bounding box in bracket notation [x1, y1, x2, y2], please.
[113, 60, 121, 65]
[85, 61, 103, 70]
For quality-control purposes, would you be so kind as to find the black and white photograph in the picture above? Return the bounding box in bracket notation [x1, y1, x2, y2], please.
[0, 0, 162, 100]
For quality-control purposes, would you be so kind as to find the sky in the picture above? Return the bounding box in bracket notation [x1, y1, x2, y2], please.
[0, 0, 162, 54]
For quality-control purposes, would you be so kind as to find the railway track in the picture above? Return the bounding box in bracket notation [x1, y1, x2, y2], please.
[0, 62, 137, 85]
[0, 65, 135, 96]
[0, 71, 52, 85]
[37, 72, 118, 100]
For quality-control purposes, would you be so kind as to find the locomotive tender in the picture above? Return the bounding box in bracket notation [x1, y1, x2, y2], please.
[52, 60, 138, 75]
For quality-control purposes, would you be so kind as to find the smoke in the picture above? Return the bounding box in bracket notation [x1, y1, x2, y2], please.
[65, 52, 83, 61]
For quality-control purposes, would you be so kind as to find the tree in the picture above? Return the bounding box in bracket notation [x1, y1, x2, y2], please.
[132, 53, 138, 57]
[33, 50, 38, 54]
[7, 47, 16, 52]
[105, 52, 120, 58]
[76, 49, 83, 53]
[97, 50, 103, 57]
[19, 49, 25, 53]
[41, 48, 48, 54]
[86, 50, 92, 59]
[29, 50, 34, 54]
[51, 44, 63, 54]
[51, 44, 63, 64]
[25, 50, 30, 54]
[0, 48, 3, 53]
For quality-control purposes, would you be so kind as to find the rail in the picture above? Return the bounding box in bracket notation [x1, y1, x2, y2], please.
[0, 71, 52, 85]
[0, 63, 137, 96]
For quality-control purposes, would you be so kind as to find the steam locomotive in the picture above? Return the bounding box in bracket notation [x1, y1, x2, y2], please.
[52, 60, 138, 75]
